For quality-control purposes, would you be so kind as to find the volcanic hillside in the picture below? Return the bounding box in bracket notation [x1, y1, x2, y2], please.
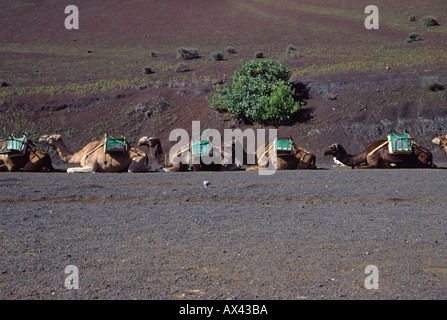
[1, 0, 447, 167]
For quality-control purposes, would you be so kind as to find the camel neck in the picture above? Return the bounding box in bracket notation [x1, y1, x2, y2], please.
[337, 152, 365, 167]
[52, 140, 78, 164]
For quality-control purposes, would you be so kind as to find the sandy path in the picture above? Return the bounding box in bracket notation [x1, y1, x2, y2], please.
[0, 169, 446, 300]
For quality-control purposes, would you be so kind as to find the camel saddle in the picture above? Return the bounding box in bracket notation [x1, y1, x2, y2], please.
[104, 133, 127, 153]
[276, 137, 293, 155]
[0, 133, 28, 157]
[387, 130, 413, 154]
[191, 140, 210, 158]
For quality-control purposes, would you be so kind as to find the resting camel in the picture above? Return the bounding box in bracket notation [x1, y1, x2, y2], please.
[138, 136, 247, 172]
[246, 140, 317, 171]
[39, 134, 152, 173]
[323, 140, 436, 169]
[0, 140, 55, 172]
[431, 134, 447, 157]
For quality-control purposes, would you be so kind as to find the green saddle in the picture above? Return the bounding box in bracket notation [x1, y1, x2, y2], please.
[387, 130, 413, 154]
[104, 133, 127, 153]
[191, 140, 210, 158]
[0, 133, 28, 156]
[276, 138, 293, 155]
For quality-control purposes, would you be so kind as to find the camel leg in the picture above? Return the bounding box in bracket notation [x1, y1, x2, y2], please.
[67, 166, 95, 173]
[353, 164, 377, 169]
[245, 166, 262, 171]
[128, 156, 151, 173]
[23, 161, 42, 172]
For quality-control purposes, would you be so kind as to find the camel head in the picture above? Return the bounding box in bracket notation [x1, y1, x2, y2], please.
[38, 134, 63, 146]
[432, 135, 447, 147]
[138, 136, 160, 148]
[323, 143, 346, 157]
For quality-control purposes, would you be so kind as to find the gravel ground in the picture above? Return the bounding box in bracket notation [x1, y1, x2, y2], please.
[0, 168, 446, 301]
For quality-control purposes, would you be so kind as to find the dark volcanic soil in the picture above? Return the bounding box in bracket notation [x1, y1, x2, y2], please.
[0, 169, 446, 300]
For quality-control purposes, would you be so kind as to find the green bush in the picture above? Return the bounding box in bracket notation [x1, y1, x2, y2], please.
[253, 51, 264, 59]
[208, 60, 302, 126]
[421, 16, 439, 26]
[405, 32, 421, 43]
[174, 62, 190, 73]
[142, 66, 154, 74]
[210, 51, 224, 61]
[176, 47, 199, 60]
[422, 76, 445, 91]
[225, 46, 237, 54]
[408, 15, 416, 22]
[286, 45, 297, 54]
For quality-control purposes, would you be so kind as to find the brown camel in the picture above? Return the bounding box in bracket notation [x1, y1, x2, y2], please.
[323, 140, 436, 169]
[431, 134, 447, 157]
[39, 134, 152, 173]
[0, 140, 55, 172]
[138, 136, 247, 172]
[246, 139, 317, 171]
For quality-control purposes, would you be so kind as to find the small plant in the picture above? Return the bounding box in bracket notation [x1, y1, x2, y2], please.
[174, 62, 190, 73]
[286, 44, 297, 54]
[421, 16, 439, 26]
[405, 32, 421, 43]
[0, 79, 9, 87]
[142, 66, 154, 74]
[408, 15, 416, 22]
[210, 51, 224, 61]
[225, 46, 237, 54]
[253, 51, 264, 59]
[150, 51, 158, 58]
[323, 92, 338, 101]
[176, 47, 199, 60]
[421, 76, 445, 92]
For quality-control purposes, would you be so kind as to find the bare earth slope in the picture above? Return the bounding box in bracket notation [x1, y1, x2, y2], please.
[1, 0, 447, 166]
[0, 1, 446, 302]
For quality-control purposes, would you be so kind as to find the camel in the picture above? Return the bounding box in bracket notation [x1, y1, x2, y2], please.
[323, 139, 436, 169]
[138, 136, 247, 172]
[431, 134, 447, 157]
[38, 134, 152, 173]
[246, 139, 317, 171]
[0, 139, 55, 172]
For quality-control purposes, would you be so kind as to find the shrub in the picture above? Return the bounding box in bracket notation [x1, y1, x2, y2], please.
[174, 62, 190, 73]
[142, 66, 154, 74]
[208, 60, 302, 126]
[0, 79, 9, 87]
[176, 47, 199, 60]
[408, 15, 416, 22]
[150, 51, 158, 58]
[225, 46, 237, 54]
[405, 32, 421, 43]
[421, 16, 439, 26]
[422, 76, 445, 91]
[253, 51, 264, 59]
[286, 45, 297, 54]
[323, 92, 338, 101]
[210, 51, 224, 61]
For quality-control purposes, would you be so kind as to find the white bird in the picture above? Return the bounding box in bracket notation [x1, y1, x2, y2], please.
[203, 180, 210, 188]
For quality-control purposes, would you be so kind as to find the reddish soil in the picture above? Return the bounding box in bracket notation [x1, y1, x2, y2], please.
[1, 0, 447, 167]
